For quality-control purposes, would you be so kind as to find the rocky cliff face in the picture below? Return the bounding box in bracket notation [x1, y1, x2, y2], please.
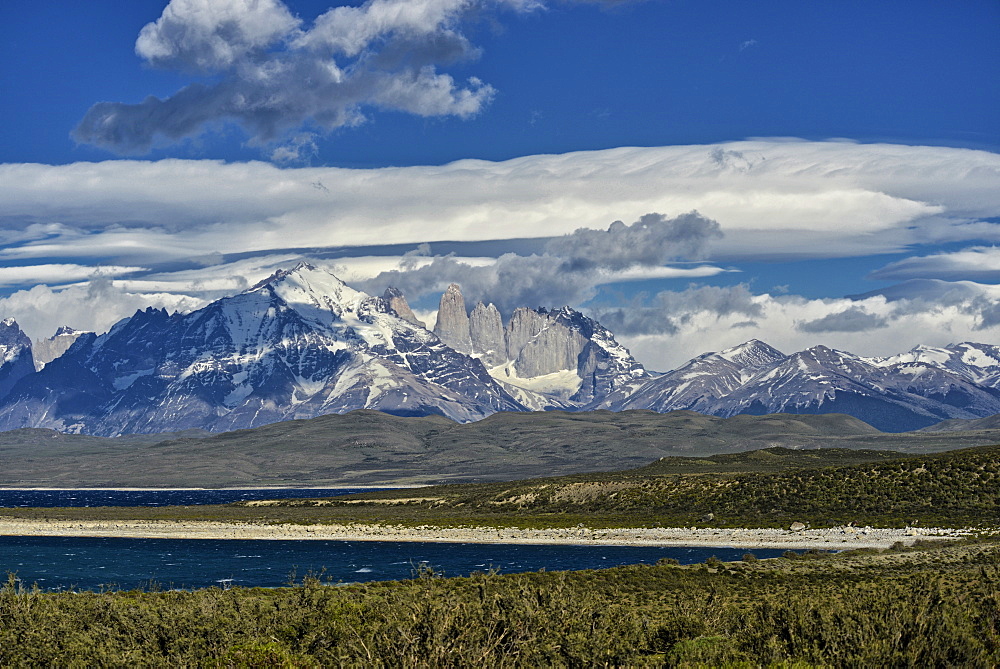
[383, 287, 425, 328]
[32, 326, 87, 371]
[433, 283, 472, 353]
[433, 285, 648, 405]
[0, 319, 35, 400]
[469, 302, 506, 368]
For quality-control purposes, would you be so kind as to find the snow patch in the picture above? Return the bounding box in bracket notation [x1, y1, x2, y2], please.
[112, 369, 154, 391]
[488, 364, 582, 398]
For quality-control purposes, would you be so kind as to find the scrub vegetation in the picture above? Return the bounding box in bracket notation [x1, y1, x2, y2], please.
[2, 443, 998, 529]
[260, 442, 1000, 528]
[1, 537, 998, 666]
[1, 444, 999, 665]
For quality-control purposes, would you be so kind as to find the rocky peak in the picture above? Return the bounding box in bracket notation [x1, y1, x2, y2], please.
[715, 339, 786, 370]
[0, 318, 33, 400]
[504, 308, 584, 379]
[1, 318, 30, 348]
[433, 283, 472, 353]
[383, 287, 425, 328]
[427, 283, 646, 404]
[248, 263, 368, 327]
[469, 302, 505, 368]
[33, 326, 89, 371]
[505, 307, 550, 361]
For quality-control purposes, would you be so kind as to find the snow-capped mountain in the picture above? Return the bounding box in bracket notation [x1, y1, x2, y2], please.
[594, 339, 784, 413]
[4, 265, 1000, 436]
[32, 326, 88, 371]
[610, 340, 1000, 432]
[872, 342, 1000, 388]
[0, 265, 529, 435]
[0, 265, 648, 435]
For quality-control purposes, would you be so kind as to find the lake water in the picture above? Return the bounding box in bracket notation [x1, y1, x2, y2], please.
[0, 489, 799, 591]
[0, 536, 794, 591]
[0, 488, 383, 508]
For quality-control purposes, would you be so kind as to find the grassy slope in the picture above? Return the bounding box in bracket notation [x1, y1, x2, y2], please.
[254, 442, 1000, 527]
[4, 409, 1000, 488]
[5, 443, 997, 528]
[1, 537, 998, 666]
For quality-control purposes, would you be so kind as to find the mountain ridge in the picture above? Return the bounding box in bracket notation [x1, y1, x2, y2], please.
[4, 265, 1000, 434]
[0, 265, 643, 435]
[600, 339, 1000, 432]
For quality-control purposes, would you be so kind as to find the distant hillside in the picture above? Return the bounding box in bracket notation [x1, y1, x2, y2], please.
[918, 414, 1000, 432]
[314, 442, 1000, 527]
[3, 409, 1000, 488]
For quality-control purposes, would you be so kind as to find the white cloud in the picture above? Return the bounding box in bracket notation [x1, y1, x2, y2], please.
[74, 0, 518, 154]
[594, 265, 734, 282]
[0, 264, 146, 288]
[3, 141, 998, 268]
[608, 283, 1000, 371]
[135, 0, 300, 72]
[869, 245, 1000, 282]
[296, 0, 476, 58]
[2, 140, 1000, 366]
[0, 281, 204, 343]
[355, 212, 728, 314]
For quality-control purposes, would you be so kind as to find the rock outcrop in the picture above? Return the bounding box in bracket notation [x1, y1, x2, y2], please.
[469, 302, 506, 368]
[433, 283, 472, 353]
[507, 307, 588, 379]
[32, 326, 87, 371]
[0, 318, 35, 400]
[431, 285, 648, 405]
[382, 287, 425, 328]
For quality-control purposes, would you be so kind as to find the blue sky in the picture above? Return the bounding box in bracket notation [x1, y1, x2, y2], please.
[1, 0, 999, 369]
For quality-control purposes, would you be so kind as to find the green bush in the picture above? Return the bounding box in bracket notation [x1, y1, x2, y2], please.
[1, 540, 998, 666]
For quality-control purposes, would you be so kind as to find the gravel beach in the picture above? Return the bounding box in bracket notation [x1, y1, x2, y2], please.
[0, 519, 970, 549]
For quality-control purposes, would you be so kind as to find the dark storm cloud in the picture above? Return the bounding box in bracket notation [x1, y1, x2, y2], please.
[546, 211, 723, 271]
[796, 306, 888, 333]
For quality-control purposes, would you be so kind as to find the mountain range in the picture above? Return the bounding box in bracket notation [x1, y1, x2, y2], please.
[1, 263, 1000, 435]
[595, 339, 1000, 431]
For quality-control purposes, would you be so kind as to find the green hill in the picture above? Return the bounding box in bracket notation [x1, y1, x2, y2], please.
[288, 442, 1000, 527]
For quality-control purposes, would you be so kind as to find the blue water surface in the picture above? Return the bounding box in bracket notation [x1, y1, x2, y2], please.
[0, 489, 809, 591]
[0, 536, 794, 592]
[0, 488, 383, 508]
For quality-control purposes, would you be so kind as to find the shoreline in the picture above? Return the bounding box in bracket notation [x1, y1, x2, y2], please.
[0, 518, 973, 549]
[0, 486, 420, 491]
